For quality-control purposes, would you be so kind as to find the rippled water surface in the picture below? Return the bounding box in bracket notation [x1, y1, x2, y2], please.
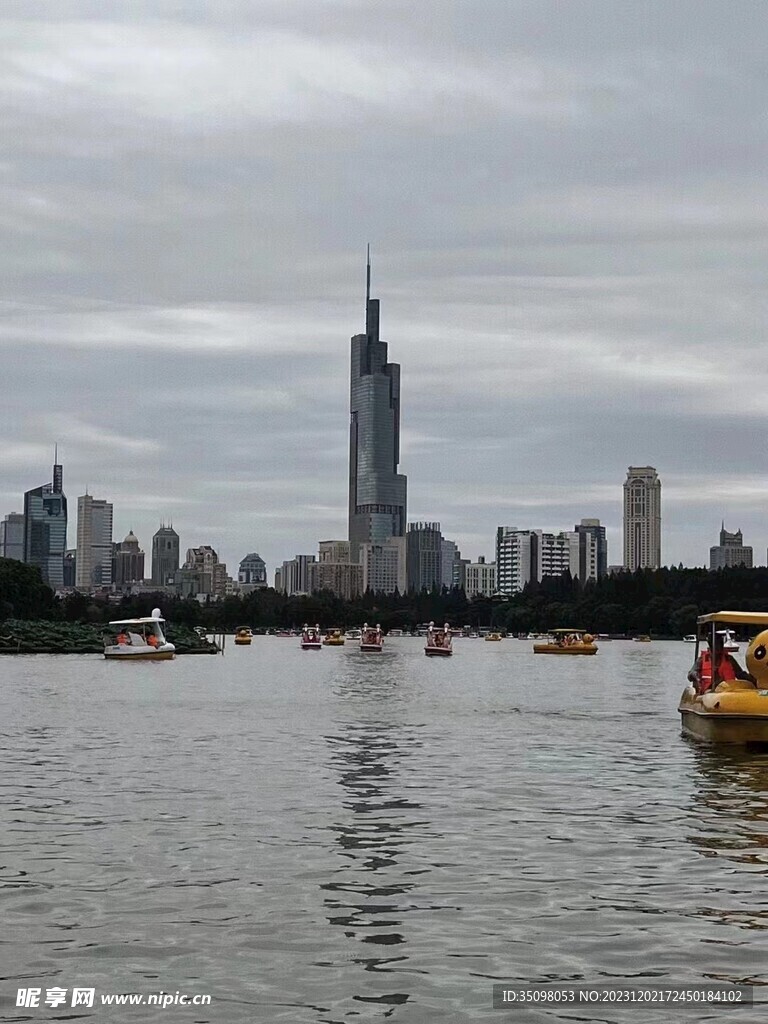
[2, 638, 768, 1022]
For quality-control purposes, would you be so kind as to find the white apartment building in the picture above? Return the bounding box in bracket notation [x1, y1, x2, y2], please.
[464, 557, 496, 597]
[623, 466, 661, 570]
[75, 494, 113, 588]
[496, 526, 596, 595]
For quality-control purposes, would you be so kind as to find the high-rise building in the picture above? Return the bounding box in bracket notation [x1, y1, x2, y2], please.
[496, 526, 596, 595]
[23, 453, 67, 588]
[360, 538, 406, 594]
[238, 553, 267, 589]
[496, 527, 534, 595]
[348, 252, 407, 591]
[112, 531, 145, 588]
[623, 467, 661, 570]
[575, 518, 607, 578]
[406, 522, 443, 592]
[0, 513, 24, 561]
[309, 561, 363, 600]
[440, 539, 462, 589]
[151, 525, 180, 586]
[274, 554, 316, 596]
[710, 524, 753, 570]
[465, 557, 496, 597]
[76, 494, 113, 588]
[179, 545, 232, 600]
[318, 540, 351, 564]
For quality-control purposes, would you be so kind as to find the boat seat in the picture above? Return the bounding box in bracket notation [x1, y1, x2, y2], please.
[128, 632, 144, 646]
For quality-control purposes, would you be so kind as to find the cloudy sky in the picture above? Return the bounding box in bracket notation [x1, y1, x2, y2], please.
[2, 0, 767, 574]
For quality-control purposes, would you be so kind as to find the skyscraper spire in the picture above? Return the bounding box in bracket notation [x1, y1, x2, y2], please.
[364, 245, 379, 343]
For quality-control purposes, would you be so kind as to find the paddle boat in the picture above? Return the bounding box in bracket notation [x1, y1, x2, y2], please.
[300, 624, 322, 650]
[323, 628, 345, 646]
[533, 629, 598, 655]
[633, 634, 652, 643]
[345, 627, 362, 640]
[360, 623, 383, 652]
[234, 627, 253, 645]
[683, 634, 697, 643]
[104, 609, 175, 661]
[485, 632, 502, 642]
[679, 611, 768, 744]
[425, 622, 452, 657]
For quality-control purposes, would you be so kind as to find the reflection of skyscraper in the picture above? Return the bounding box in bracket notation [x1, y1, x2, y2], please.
[348, 252, 407, 589]
[623, 466, 661, 570]
[151, 525, 179, 586]
[23, 453, 67, 587]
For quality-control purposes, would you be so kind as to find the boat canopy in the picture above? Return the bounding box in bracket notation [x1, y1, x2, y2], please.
[550, 628, 587, 634]
[108, 617, 166, 626]
[697, 611, 768, 626]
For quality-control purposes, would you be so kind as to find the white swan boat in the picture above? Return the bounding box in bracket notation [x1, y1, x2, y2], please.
[104, 609, 175, 660]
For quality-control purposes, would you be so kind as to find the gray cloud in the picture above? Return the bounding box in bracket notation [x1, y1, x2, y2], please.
[1, 0, 767, 573]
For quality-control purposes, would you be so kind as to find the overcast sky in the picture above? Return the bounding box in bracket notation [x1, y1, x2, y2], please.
[2, 0, 767, 575]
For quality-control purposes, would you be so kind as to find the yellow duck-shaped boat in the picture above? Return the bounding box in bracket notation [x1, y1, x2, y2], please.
[234, 627, 253, 645]
[533, 630, 598, 655]
[323, 629, 345, 646]
[679, 612, 768, 743]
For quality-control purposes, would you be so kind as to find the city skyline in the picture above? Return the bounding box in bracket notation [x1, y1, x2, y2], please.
[2, 4, 768, 571]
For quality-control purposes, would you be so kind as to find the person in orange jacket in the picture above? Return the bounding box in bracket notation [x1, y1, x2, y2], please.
[688, 633, 754, 693]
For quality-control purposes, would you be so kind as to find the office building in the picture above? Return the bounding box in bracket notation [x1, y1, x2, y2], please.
[63, 549, 76, 588]
[23, 453, 67, 588]
[575, 518, 607, 578]
[275, 554, 316, 596]
[309, 560, 363, 600]
[464, 557, 496, 597]
[496, 527, 535, 595]
[348, 252, 407, 590]
[179, 545, 232, 600]
[0, 513, 24, 561]
[440, 539, 463, 589]
[710, 524, 753, 570]
[406, 522, 443, 592]
[76, 494, 113, 588]
[623, 466, 661, 570]
[112, 531, 146, 588]
[151, 525, 180, 587]
[238, 553, 267, 590]
[360, 538, 406, 594]
[318, 540, 351, 564]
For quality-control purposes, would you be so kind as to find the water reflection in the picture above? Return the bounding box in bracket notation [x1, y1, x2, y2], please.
[320, 655, 435, 1015]
[685, 742, 768, 937]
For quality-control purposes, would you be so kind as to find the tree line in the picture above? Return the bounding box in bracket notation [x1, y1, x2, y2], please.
[3, 556, 768, 636]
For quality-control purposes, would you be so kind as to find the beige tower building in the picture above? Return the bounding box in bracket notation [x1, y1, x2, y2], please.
[623, 467, 661, 570]
[76, 494, 113, 588]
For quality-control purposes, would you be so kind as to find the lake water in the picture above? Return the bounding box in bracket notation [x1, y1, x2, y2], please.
[2, 638, 767, 1023]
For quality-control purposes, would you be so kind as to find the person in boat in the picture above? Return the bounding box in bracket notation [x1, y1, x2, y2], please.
[146, 632, 159, 648]
[116, 631, 129, 645]
[688, 632, 755, 693]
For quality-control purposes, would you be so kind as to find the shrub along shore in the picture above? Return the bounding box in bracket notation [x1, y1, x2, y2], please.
[0, 620, 218, 655]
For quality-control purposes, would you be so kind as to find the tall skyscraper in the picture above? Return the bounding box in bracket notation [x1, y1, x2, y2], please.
[23, 453, 67, 587]
[76, 494, 114, 588]
[623, 466, 661, 570]
[348, 251, 407, 591]
[151, 525, 180, 586]
[0, 513, 25, 561]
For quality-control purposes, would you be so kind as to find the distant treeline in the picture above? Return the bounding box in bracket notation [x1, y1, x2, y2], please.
[3, 556, 768, 637]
